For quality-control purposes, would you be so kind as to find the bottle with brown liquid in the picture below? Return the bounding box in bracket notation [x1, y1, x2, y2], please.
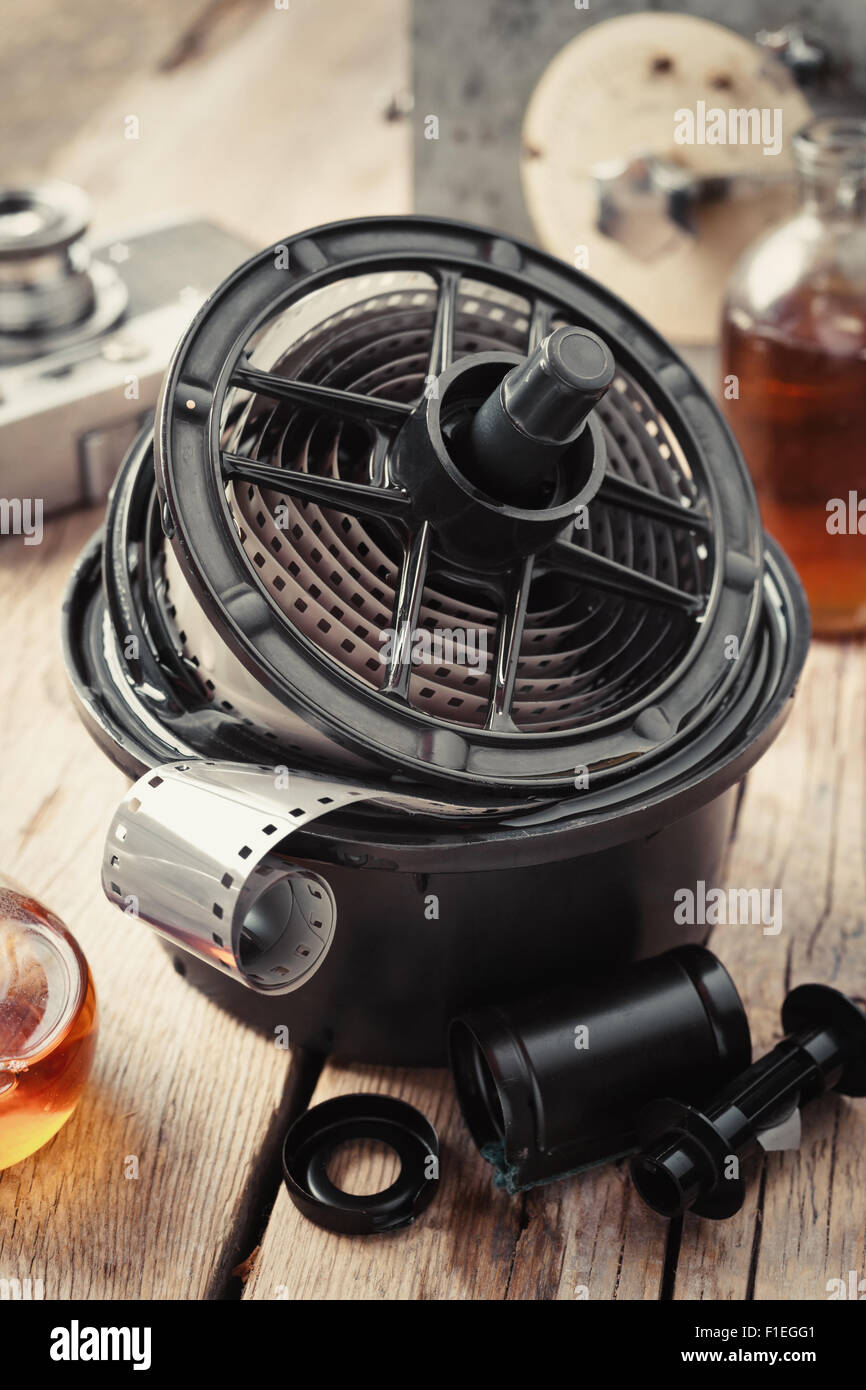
[0, 879, 97, 1169]
[722, 118, 866, 635]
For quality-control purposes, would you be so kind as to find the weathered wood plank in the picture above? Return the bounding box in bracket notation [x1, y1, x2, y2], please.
[245, 645, 866, 1302]
[672, 643, 866, 1301]
[1, 0, 413, 1300]
[50, 0, 411, 247]
[244, 1061, 522, 1301]
[0, 511, 295, 1299]
[3, 0, 863, 1303]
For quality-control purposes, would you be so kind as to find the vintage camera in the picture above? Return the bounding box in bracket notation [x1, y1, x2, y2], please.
[0, 181, 250, 514]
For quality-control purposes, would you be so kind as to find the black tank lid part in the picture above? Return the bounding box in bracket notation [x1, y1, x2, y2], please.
[631, 983, 866, 1220]
[149, 216, 769, 793]
[281, 1093, 440, 1235]
[449, 945, 751, 1192]
[468, 326, 616, 503]
[61, 216, 810, 807]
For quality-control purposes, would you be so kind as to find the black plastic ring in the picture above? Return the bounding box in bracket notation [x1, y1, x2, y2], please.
[281, 1094, 440, 1235]
[154, 216, 764, 793]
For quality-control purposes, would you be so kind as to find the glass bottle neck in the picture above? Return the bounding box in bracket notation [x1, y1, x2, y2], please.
[798, 169, 866, 220]
[795, 118, 866, 223]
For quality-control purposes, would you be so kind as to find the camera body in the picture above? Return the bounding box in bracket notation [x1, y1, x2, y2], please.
[0, 182, 250, 514]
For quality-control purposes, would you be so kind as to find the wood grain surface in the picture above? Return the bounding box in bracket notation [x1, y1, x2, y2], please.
[0, 509, 297, 1298]
[238, 642, 865, 1301]
[46, 0, 412, 251]
[0, 0, 412, 1300]
[0, 0, 863, 1303]
[3, 513, 863, 1301]
[242, 643, 866, 1302]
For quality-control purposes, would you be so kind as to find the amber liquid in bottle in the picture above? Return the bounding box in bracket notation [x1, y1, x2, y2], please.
[723, 285, 866, 635]
[0, 888, 97, 1169]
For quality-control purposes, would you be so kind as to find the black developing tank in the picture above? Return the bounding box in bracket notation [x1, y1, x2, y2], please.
[448, 946, 751, 1192]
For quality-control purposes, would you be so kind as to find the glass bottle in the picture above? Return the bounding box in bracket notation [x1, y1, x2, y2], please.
[0, 878, 97, 1169]
[722, 118, 866, 635]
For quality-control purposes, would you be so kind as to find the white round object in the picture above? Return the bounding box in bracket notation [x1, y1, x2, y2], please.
[521, 12, 812, 344]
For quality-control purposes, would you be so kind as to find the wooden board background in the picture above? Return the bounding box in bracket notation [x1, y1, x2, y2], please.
[242, 641, 866, 1302]
[0, 0, 864, 1302]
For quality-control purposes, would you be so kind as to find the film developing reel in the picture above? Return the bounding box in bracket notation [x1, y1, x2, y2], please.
[62, 218, 808, 1059]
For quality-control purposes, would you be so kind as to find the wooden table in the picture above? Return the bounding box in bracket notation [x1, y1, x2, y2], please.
[1, 504, 863, 1301]
[1, 0, 864, 1304]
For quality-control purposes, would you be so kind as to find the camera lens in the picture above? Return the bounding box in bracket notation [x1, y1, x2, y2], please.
[0, 182, 125, 353]
[0, 184, 95, 336]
